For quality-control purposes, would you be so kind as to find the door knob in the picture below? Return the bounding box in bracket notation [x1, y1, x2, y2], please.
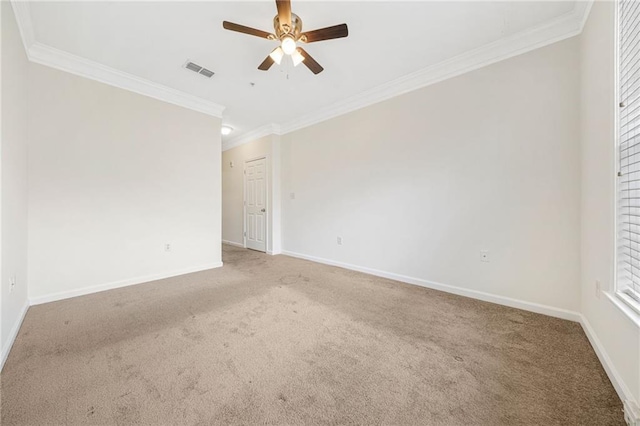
[261, 208, 266, 212]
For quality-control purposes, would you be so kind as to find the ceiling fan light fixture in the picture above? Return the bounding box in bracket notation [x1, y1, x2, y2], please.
[269, 47, 284, 65]
[291, 48, 305, 67]
[221, 126, 234, 135]
[281, 35, 297, 55]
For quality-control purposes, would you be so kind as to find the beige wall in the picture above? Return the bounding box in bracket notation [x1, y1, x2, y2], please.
[580, 0, 640, 406]
[27, 63, 223, 303]
[281, 37, 581, 313]
[1, 1, 30, 365]
[222, 135, 281, 254]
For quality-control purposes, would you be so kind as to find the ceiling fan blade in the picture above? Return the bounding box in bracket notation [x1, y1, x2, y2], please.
[275, 0, 292, 31]
[297, 48, 324, 74]
[258, 55, 275, 71]
[301, 23, 348, 43]
[223, 21, 274, 39]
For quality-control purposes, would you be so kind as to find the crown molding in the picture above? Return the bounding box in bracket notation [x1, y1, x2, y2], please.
[26, 43, 225, 117]
[10, 0, 593, 143]
[223, 123, 281, 152]
[278, 1, 593, 135]
[10, 1, 35, 53]
[10, 1, 225, 118]
[577, 0, 595, 33]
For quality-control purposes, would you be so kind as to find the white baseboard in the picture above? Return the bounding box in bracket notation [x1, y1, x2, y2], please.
[281, 250, 581, 322]
[30, 261, 223, 306]
[580, 315, 640, 421]
[1, 300, 29, 371]
[222, 240, 244, 248]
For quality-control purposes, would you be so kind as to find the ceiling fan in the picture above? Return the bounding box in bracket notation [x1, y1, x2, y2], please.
[222, 0, 349, 75]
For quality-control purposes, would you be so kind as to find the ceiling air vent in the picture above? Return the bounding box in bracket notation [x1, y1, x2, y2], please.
[199, 68, 215, 78]
[184, 60, 215, 78]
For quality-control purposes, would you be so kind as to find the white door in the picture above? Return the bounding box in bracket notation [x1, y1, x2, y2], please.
[245, 158, 267, 252]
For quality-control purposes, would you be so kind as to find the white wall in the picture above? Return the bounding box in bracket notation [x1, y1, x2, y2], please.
[222, 135, 281, 254]
[27, 63, 222, 303]
[281, 37, 581, 313]
[1, 1, 30, 365]
[580, 0, 640, 406]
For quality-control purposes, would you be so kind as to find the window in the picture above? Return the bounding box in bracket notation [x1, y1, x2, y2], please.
[617, 0, 640, 314]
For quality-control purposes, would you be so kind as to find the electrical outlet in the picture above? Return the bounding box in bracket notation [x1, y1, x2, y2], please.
[9, 275, 16, 293]
[337, 236, 343, 245]
[290, 192, 296, 200]
[595, 280, 602, 299]
[165, 243, 171, 252]
[480, 250, 489, 262]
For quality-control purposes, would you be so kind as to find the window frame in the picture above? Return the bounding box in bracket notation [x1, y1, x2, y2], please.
[614, 0, 640, 321]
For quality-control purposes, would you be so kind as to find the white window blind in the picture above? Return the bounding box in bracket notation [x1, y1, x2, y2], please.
[618, 0, 640, 312]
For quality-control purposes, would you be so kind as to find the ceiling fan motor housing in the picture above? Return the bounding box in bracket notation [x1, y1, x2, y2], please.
[274, 13, 303, 41]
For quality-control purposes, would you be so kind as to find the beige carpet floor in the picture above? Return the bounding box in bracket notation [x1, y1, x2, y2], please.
[1, 245, 624, 425]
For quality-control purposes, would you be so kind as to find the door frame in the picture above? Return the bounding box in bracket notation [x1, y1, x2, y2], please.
[243, 155, 269, 252]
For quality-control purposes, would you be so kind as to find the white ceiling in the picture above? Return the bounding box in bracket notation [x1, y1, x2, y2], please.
[20, 1, 585, 146]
